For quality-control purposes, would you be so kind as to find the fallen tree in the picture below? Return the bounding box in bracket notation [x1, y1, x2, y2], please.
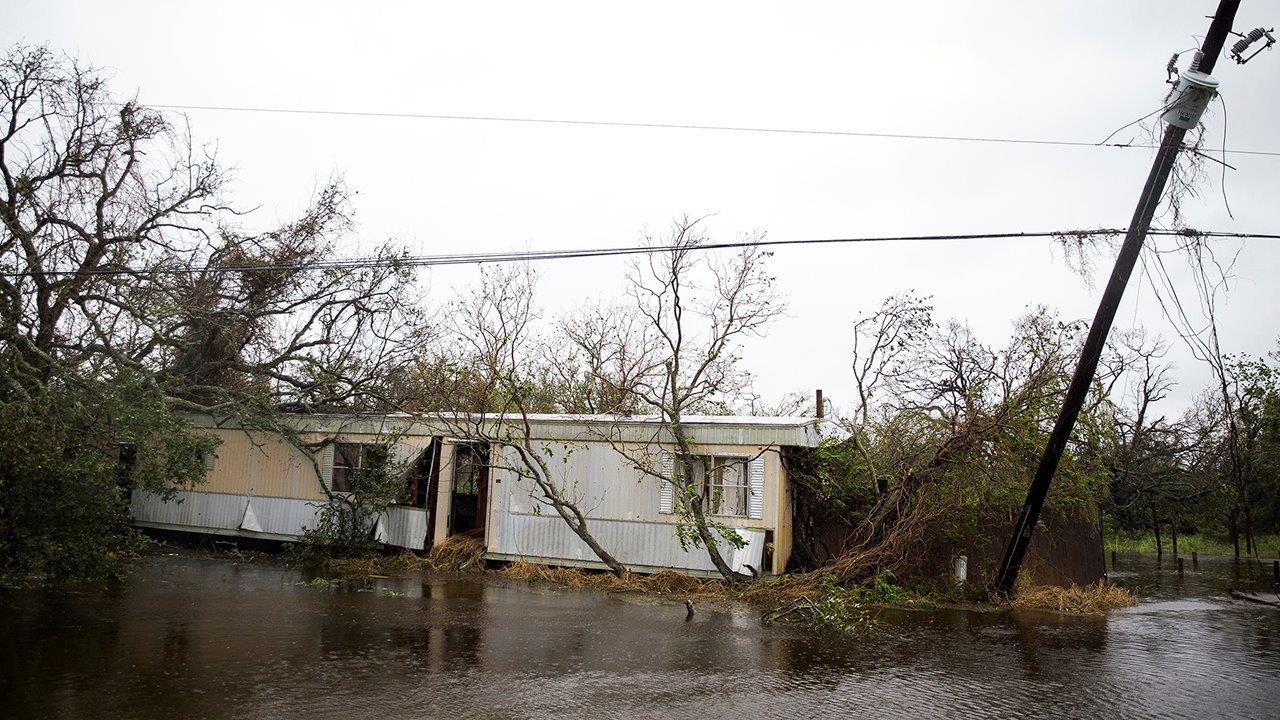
[782, 299, 1122, 593]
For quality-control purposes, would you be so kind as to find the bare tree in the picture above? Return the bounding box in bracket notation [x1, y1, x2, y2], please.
[1095, 332, 1210, 556]
[848, 293, 933, 496]
[1141, 234, 1260, 554]
[574, 217, 784, 584]
[547, 301, 656, 415]
[418, 265, 629, 575]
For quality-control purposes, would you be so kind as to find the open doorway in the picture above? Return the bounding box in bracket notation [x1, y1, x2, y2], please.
[404, 438, 442, 509]
[449, 442, 489, 538]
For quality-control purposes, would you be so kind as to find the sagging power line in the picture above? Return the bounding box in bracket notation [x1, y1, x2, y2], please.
[6, 227, 1276, 279]
[140, 102, 1280, 158]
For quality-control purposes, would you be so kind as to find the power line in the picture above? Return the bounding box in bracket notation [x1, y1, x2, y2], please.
[5, 228, 1276, 279]
[143, 102, 1280, 158]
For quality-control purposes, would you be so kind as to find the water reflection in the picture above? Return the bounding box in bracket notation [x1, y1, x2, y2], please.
[2, 553, 1277, 720]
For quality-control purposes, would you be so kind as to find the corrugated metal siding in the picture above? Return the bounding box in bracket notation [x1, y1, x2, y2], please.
[492, 443, 780, 527]
[177, 414, 798, 573]
[487, 441, 773, 575]
[491, 512, 764, 575]
[381, 506, 430, 550]
[131, 489, 324, 538]
[193, 429, 327, 501]
[195, 429, 435, 501]
[133, 489, 430, 550]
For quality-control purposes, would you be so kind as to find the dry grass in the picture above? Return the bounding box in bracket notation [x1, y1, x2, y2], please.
[1010, 581, 1137, 615]
[424, 535, 486, 572]
[311, 535, 487, 578]
[500, 559, 727, 598]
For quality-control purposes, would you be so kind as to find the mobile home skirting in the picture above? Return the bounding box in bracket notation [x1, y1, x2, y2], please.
[131, 489, 431, 550]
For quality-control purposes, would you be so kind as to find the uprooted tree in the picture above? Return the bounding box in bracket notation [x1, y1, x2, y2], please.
[785, 298, 1124, 590]
[0, 45, 427, 579]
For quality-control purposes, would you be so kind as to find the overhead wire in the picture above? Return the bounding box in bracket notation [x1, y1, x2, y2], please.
[1218, 94, 1234, 219]
[138, 102, 1280, 158]
[5, 228, 1279, 279]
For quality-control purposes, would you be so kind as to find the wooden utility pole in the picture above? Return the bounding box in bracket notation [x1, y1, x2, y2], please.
[994, 0, 1243, 595]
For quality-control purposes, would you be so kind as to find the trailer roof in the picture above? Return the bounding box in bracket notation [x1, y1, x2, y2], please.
[192, 412, 826, 447]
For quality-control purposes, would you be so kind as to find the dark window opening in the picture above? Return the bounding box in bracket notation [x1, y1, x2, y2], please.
[693, 455, 750, 518]
[331, 442, 389, 494]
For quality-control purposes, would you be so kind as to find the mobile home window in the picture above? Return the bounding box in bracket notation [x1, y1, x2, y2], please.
[331, 442, 388, 494]
[697, 456, 750, 518]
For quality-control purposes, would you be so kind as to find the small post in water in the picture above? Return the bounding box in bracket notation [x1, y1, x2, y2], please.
[1273, 560, 1279, 585]
[1111, 550, 1118, 567]
[1192, 551, 1199, 568]
[1178, 557, 1185, 575]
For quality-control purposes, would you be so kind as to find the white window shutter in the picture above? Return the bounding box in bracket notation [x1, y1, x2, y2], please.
[657, 451, 675, 514]
[317, 443, 335, 492]
[747, 457, 765, 520]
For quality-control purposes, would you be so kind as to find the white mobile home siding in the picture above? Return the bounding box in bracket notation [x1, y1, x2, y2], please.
[131, 413, 821, 573]
[485, 441, 788, 575]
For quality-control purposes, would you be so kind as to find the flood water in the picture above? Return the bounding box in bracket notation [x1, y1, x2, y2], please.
[2, 552, 1278, 720]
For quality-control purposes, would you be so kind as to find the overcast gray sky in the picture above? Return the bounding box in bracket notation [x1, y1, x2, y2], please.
[7, 0, 1279, 414]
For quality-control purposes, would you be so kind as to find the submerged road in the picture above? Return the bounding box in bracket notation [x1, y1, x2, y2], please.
[2, 553, 1277, 719]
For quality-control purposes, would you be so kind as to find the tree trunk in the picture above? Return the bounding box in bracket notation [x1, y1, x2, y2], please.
[557, 505, 628, 576]
[1152, 504, 1163, 559]
[673, 424, 749, 584]
[1244, 504, 1256, 556]
[1228, 504, 1239, 556]
[1171, 504, 1180, 559]
[516, 444, 628, 576]
[1229, 508, 1241, 559]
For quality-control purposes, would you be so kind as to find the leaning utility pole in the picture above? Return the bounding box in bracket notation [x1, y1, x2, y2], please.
[993, 0, 1242, 594]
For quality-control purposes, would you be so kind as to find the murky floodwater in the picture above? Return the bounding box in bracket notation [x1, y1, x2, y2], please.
[2, 552, 1278, 720]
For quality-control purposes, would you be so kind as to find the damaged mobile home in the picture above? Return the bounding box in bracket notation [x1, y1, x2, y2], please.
[131, 413, 823, 576]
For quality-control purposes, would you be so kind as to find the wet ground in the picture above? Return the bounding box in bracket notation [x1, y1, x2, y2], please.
[2, 552, 1278, 719]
